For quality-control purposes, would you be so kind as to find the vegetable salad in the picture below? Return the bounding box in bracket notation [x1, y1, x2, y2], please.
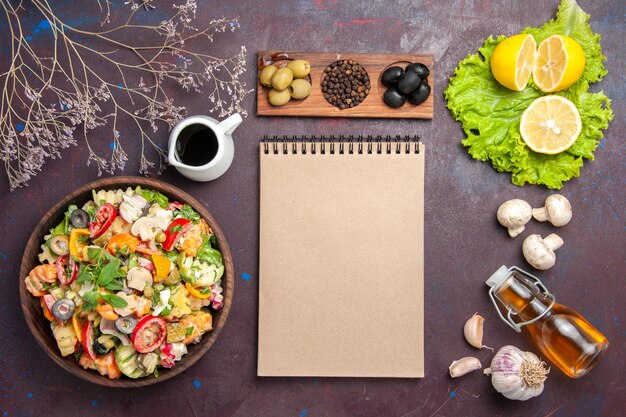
[25, 187, 225, 379]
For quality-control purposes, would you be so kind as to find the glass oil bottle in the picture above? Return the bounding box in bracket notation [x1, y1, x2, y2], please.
[486, 266, 609, 378]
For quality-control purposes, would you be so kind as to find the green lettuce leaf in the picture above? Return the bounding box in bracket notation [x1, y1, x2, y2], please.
[444, 0, 613, 189]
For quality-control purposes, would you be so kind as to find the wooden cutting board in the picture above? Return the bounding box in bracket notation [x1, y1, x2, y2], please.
[256, 51, 434, 119]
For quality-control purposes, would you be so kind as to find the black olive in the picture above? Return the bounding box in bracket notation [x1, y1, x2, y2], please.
[405, 62, 430, 81]
[408, 81, 431, 105]
[397, 71, 421, 95]
[381, 66, 404, 87]
[93, 340, 111, 356]
[115, 316, 137, 334]
[51, 298, 75, 321]
[383, 87, 407, 108]
[70, 209, 90, 229]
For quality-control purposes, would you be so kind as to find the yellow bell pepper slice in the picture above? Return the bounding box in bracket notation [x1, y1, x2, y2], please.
[152, 254, 172, 280]
[185, 282, 211, 299]
[72, 308, 83, 343]
[106, 233, 138, 255]
[69, 228, 90, 260]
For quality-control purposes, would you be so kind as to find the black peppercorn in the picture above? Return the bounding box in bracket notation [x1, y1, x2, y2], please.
[321, 60, 370, 110]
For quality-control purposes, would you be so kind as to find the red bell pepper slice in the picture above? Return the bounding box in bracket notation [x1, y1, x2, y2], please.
[131, 315, 167, 353]
[89, 203, 117, 239]
[56, 255, 78, 286]
[82, 320, 96, 360]
[161, 218, 192, 251]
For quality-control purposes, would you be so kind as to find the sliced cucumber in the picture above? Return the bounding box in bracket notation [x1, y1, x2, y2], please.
[50, 287, 65, 300]
[114, 345, 146, 379]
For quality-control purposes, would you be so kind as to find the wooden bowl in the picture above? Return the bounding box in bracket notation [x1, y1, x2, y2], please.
[19, 177, 234, 387]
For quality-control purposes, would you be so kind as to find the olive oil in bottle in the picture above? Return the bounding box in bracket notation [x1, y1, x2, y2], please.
[486, 266, 609, 378]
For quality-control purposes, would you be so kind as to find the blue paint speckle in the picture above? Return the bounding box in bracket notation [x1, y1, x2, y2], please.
[110, 142, 116, 150]
[300, 410, 309, 417]
[599, 141, 605, 148]
[33, 28, 40, 34]
[450, 391, 457, 398]
[3, 411, 8, 416]
[25, 36, 32, 41]
[117, 83, 124, 89]
[16, 123, 24, 132]
[192, 380, 201, 390]
[90, 400, 98, 407]
[38, 19, 51, 29]
[26, 392, 33, 399]
[241, 272, 251, 282]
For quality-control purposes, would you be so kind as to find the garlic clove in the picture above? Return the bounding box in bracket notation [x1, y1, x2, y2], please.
[463, 313, 493, 350]
[449, 356, 482, 378]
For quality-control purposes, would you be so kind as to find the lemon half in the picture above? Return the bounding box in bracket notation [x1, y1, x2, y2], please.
[520, 95, 582, 154]
[533, 34, 585, 92]
[490, 34, 537, 91]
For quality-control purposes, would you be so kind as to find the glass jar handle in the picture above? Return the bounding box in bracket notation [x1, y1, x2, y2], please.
[487, 266, 556, 333]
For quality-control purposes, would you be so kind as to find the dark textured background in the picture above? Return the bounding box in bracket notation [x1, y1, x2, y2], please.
[1, 1, 624, 416]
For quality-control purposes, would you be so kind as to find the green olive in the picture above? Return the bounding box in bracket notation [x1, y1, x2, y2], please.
[271, 68, 294, 91]
[287, 60, 311, 78]
[268, 88, 291, 106]
[289, 79, 311, 99]
[259, 65, 277, 87]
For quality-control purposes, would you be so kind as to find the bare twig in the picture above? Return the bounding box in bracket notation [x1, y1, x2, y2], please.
[0, 0, 250, 190]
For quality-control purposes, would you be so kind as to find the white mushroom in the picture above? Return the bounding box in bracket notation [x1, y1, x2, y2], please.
[522, 234, 564, 270]
[533, 194, 572, 227]
[126, 266, 153, 292]
[497, 199, 533, 237]
[112, 292, 137, 316]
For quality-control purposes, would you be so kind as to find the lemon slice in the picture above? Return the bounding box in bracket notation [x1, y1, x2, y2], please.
[520, 95, 582, 154]
[490, 34, 537, 91]
[533, 35, 585, 92]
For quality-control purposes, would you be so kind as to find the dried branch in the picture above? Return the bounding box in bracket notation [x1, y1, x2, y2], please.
[0, 0, 251, 190]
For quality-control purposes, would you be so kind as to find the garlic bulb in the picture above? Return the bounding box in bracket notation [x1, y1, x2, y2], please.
[484, 345, 549, 401]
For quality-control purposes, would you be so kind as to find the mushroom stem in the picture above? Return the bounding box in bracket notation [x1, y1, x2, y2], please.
[543, 233, 564, 251]
[532, 207, 548, 222]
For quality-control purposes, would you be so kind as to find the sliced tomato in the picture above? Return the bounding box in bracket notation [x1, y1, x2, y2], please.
[56, 255, 78, 285]
[82, 320, 96, 360]
[162, 218, 192, 251]
[89, 203, 117, 239]
[131, 315, 167, 353]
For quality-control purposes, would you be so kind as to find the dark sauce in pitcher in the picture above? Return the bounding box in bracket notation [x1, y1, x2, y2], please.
[175, 124, 219, 166]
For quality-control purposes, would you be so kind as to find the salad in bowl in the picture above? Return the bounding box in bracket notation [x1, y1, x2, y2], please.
[23, 185, 226, 380]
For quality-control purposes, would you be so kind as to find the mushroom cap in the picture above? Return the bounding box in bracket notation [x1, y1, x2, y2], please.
[544, 194, 572, 226]
[522, 234, 556, 270]
[497, 199, 533, 228]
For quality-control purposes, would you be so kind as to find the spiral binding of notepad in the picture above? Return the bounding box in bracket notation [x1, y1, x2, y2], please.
[262, 135, 421, 155]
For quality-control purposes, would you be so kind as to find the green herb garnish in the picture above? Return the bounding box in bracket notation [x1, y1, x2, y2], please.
[177, 204, 200, 221]
[82, 291, 99, 311]
[196, 236, 223, 266]
[99, 293, 129, 308]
